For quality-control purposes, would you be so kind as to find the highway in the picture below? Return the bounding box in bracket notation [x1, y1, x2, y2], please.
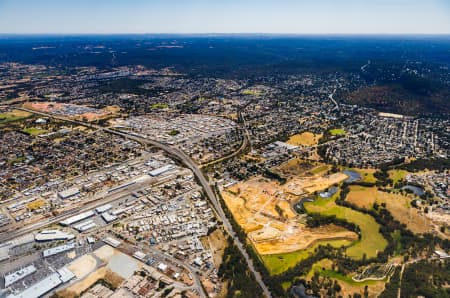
[14, 107, 273, 298]
[107, 129, 272, 298]
[328, 88, 339, 111]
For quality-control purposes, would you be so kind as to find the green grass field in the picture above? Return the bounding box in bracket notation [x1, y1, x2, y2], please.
[329, 128, 346, 136]
[304, 192, 387, 259]
[309, 164, 330, 175]
[0, 110, 32, 123]
[167, 129, 180, 136]
[391, 230, 402, 255]
[388, 169, 409, 185]
[23, 127, 48, 135]
[261, 239, 352, 275]
[150, 103, 168, 109]
[308, 260, 378, 286]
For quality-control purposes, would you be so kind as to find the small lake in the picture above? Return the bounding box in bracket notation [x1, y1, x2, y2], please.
[401, 185, 425, 196]
[290, 284, 317, 298]
[343, 170, 362, 183]
[319, 186, 338, 198]
[294, 197, 314, 214]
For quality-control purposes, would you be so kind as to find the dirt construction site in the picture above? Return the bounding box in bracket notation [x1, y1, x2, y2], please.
[284, 172, 347, 195]
[222, 173, 357, 255]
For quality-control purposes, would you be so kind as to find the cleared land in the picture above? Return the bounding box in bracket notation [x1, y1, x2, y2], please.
[222, 176, 357, 256]
[68, 254, 98, 279]
[65, 245, 135, 296]
[304, 191, 388, 259]
[286, 132, 322, 146]
[205, 229, 228, 268]
[275, 158, 314, 178]
[64, 267, 123, 296]
[284, 172, 347, 195]
[346, 185, 431, 234]
[23, 102, 119, 122]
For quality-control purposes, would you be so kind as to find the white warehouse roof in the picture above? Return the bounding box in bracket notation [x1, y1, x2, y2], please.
[35, 230, 75, 242]
[57, 267, 75, 283]
[58, 187, 80, 199]
[103, 237, 121, 248]
[149, 165, 174, 177]
[4, 265, 37, 287]
[60, 210, 95, 226]
[7, 273, 62, 298]
[73, 220, 97, 232]
[101, 212, 117, 223]
[43, 243, 75, 257]
[6, 267, 75, 298]
[95, 204, 112, 213]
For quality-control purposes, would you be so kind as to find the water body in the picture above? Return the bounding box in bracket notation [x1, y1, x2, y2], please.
[290, 284, 317, 298]
[343, 170, 362, 183]
[401, 185, 425, 196]
[294, 197, 314, 214]
[319, 186, 339, 198]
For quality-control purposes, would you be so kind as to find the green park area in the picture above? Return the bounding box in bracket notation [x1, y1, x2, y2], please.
[306, 259, 380, 286]
[261, 239, 352, 275]
[241, 89, 260, 96]
[329, 128, 346, 136]
[150, 103, 169, 109]
[388, 169, 409, 185]
[309, 164, 330, 175]
[304, 192, 387, 260]
[0, 110, 32, 123]
[168, 129, 180, 136]
[23, 127, 48, 135]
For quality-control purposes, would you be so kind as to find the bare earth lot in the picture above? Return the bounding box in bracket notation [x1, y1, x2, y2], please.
[286, 132, 322, 146]
[222, 176, 357, 255]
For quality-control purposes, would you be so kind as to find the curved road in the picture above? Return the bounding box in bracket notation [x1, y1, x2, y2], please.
[106, 129, 272, 298]
[200, 128, 249, 168]
[14, 107, 273, 298]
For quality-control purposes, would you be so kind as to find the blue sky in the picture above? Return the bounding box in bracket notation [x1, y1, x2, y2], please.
[0, 0, 449, 34]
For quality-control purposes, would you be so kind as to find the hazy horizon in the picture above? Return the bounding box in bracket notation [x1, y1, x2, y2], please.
[0, 0, 449, 35]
